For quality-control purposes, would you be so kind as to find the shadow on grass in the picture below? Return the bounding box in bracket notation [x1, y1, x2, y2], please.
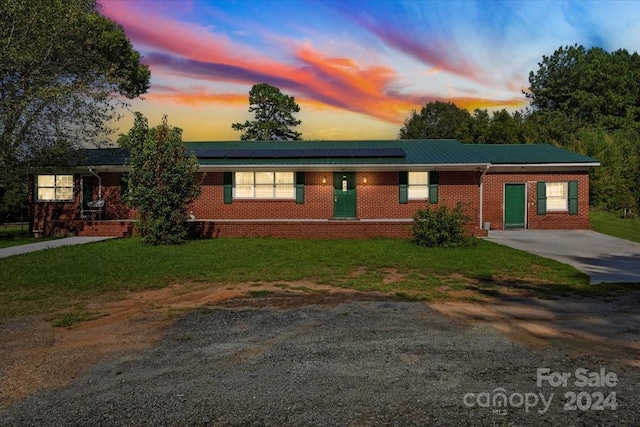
[469, 274, 639, 300]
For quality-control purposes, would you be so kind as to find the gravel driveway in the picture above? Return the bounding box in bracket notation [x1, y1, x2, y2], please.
[2, 292, 638, 426]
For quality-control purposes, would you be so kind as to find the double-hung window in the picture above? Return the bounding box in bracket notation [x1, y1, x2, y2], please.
[408, 172, 429, 199]
[36, 175, 74, 201]
[234, 172, 295, 199]
[537, 181, 578, 215]
[399, 171, 438, 204]
[546, 182, 568, 211]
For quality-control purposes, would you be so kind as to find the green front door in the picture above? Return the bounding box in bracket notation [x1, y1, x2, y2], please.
[504, 184, 525, 229]
[333, 172, 356, 218]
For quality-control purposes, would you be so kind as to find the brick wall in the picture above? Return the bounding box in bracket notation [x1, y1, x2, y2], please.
[31, 174, 81, 232]
[99, 172, 135, 219]
[193, 171, 481, 221]
[188, 220, 414, 239]
[31, 169, 590, 237]
[31, 172, 136, 233]
[482, 171, 590, 230]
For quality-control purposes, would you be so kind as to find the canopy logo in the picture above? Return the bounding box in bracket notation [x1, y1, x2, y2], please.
[462, 367, 618, 415]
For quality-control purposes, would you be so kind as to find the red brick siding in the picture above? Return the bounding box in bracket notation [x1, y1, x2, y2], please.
[482, 172, 590, 230]
[194, 171, 481, 221]
[31, 174, 82, 232]
[193, 172, 333, 219]
[99, 172, 135, 219]
[31, 172, 136, 233]
[31, 169, 589, 237]
[191, 220, 413, 239]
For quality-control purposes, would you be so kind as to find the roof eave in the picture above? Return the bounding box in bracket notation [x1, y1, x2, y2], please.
[196, 163, 491, 172]
[491, 162, 600, 167]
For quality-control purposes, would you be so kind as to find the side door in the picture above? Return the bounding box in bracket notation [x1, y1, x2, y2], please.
[504, 183, 526, 229]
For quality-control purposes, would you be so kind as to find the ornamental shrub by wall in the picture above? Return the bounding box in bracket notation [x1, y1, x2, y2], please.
[412, 204, 472, 247]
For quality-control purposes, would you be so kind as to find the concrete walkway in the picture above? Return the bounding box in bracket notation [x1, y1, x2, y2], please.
[0, 237, 114, 259]
[487, 230, 640, 284]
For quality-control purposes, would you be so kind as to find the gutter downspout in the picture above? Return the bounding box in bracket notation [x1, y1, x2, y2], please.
[88, 167, 102, 200]
[479, 165, 490, 231]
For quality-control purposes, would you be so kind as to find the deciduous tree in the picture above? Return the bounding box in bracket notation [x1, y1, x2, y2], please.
[0, 0, 150, 209]
[399, 101, 471, 140]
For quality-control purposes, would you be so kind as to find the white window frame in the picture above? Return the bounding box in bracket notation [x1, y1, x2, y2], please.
[408, 171, 429, 200]
[36, 174, 74, 202]
[233, 171, 295, 200]
[546, 182, 568, 211]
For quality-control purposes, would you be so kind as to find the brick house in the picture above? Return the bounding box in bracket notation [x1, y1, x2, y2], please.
[30, 139, 599, 238]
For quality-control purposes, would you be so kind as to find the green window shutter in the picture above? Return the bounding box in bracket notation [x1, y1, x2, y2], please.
[536, 181, 546, 215]
[223, 172, 233, 204]
[568, 180, 578, 215]
[428, 171, 439, 204]
[295, 172, 305, 204]
[398, 171, 408, 204]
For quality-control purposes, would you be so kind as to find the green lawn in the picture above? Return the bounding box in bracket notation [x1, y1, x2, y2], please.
[590, 209, 640, 243]
[0, 225, 56, 249]
[2, 236, 632, 323]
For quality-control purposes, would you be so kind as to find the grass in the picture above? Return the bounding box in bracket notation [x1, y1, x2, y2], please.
[3, 236, 634, 324]
[590, 209, 640, 243]
[0, 225, 57, 249]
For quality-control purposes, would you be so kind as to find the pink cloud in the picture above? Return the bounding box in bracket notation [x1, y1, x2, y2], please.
[102, 1, 525, 126]
[101, 1, 265, 68]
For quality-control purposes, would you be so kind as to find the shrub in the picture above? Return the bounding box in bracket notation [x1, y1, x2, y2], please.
[119, 113, 201, 245]
[412, 204, 471, 247]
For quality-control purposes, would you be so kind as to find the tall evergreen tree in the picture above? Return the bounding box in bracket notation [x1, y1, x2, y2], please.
[232, 83, 302, 140]
[526, 44, 640, 131]
[526, 44, 640, 211]
[119, 114, 201, 245]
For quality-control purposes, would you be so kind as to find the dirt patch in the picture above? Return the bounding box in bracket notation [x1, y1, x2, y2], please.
[0, 281, 360, 411]
[3, 295, 639, 426]
[347, 266, 407, 285]
[381, 267, 405, 284]
[2, 281, 640, 422]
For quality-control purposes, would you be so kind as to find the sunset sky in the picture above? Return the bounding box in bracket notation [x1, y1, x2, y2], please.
[101, 0, 640, 142]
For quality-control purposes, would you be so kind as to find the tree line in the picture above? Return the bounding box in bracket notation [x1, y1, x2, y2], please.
[399, 45, 640, 214]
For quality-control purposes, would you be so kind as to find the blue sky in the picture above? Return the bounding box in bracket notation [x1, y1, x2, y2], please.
[102, 0, 640, 141]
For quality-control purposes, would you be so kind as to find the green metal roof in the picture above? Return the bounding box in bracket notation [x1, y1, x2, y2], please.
[183, 140, 489, 166]
[78, 140, 599, 168]
[75, 147, 130, 166]
[465, 143, 599, 164]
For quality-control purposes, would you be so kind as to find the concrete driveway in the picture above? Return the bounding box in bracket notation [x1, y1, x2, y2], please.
[0, 237, 113, 258]
[487, 230, 640, 284]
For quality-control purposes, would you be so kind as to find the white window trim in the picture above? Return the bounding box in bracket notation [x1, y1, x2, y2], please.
[36, 174, 74, 202]
[233, 171, 295, 200]
[408, 171, 429, 200]
[546, 182, 568, 212]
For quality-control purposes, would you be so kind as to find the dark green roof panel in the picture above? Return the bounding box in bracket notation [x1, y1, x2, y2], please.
[184, 139, 490, 165]
[466, 144, 599, 164]
[78, 140, 599, 167]
[80, 148, 130, 165]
